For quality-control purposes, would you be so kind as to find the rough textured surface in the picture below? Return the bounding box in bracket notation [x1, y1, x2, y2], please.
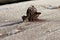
[0, 0, 60, 40]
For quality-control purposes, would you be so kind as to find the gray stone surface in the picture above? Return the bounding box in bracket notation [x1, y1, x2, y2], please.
[0, 0, 60, 40]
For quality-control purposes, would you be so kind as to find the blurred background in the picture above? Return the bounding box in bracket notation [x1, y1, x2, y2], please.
[0, 0, 31, 5]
